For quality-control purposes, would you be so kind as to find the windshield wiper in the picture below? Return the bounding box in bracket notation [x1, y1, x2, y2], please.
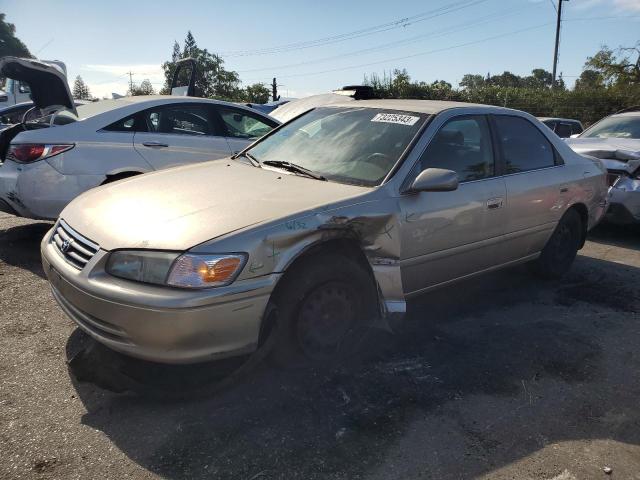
[262, 160, 327, 181]
[233, 151, 261, 167]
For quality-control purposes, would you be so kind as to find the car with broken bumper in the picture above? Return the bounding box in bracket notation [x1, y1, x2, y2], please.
[42, 100, 608, 364]
[565, 108, 640, 225]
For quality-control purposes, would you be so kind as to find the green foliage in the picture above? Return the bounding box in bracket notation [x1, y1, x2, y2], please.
[243, 83, 271, 104]
[72, 76, 91, 100]
[160, 31, 242, 100]
[0, 13, 31, 58]
[129, 79, 155, 96]
[364, 45, 640, 126]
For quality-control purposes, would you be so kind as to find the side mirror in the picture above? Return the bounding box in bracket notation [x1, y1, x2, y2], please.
[409, 168, 459, 193]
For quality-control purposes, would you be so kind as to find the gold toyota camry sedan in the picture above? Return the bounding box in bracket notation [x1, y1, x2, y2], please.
[41, 100, 609, 364]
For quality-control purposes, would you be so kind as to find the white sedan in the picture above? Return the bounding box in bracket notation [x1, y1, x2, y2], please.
[0, 57, 279, 220]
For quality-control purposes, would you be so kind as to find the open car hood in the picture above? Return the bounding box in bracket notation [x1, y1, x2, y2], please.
[0, 57, 76, 116]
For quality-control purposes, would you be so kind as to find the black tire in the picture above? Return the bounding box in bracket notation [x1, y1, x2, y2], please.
[531, 209, 582, 279]
[269, 253, 377, 367]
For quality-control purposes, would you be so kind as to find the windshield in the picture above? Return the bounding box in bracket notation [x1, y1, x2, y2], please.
[581, 115, 640, 139]
[247, 107, 427, 186]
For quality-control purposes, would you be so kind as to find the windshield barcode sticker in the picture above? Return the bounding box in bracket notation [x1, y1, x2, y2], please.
[371, 113, 420, 126]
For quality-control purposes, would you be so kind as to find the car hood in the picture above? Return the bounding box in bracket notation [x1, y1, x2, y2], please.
[565, 137, 640, 175]
[0, 57, 76, 116]
[61, 160, 371, 251]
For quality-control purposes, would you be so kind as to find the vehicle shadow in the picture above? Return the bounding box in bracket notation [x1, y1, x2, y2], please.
[0, 220, 52, 279]
[588, 222, 640, 251]
[66, 255, 640, 480]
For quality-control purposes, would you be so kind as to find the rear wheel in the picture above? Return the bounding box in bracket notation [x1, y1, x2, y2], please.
[531, 209, 582, 279]
[270, 253, 377, 367]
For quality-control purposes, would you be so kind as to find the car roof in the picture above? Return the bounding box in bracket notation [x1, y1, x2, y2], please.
[537, 117, 581, 123]
[325, 99, 503, 115]
[611, 111, 640, 117]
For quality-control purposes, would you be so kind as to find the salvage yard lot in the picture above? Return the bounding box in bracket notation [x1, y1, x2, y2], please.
[1, 212, 639, 480]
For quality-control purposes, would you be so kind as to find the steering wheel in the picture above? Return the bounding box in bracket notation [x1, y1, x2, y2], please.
[363, 152, 392, 169]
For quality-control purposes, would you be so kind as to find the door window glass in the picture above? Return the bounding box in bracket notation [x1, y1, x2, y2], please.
[142, 104, 217, 136]
[218, 108, 274, 139]
[419, 115, 495, 182]
[493, 116, 555, 173]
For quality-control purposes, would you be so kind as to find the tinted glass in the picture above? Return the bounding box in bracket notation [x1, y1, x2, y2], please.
[142, 104, 217, 136]
[419, 115, 494, 182]
[555, 123, 572, 138]
[494, 116, 555, 173]
[104, 115, 137, 132]
[248, 107, 426, 186]
[582, 115, 640, 139]
[218, 108, 274, 139]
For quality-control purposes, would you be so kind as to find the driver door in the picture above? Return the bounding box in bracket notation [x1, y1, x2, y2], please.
[133, 103, 231, 169]
[398, 115, 507, 294]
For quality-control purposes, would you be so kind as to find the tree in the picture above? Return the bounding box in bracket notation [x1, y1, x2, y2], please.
[160, 31, 242, 100]
[460, 74, 485, 90]
[129, 79, 156, 96]
[585, 43, 640, 86]
[574, 69, 605, 90]
[0, 13, 31, 58]
[487, 71, 522, 88]
[72, 76, 91, 100]
[244, 83, 270, 104]
[524, 69, 553, 89]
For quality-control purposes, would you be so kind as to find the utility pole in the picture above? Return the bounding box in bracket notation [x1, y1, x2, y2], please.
[271, 77, 280, 102]
[127, 71, 134, 94]
[552, 0, 569, 88]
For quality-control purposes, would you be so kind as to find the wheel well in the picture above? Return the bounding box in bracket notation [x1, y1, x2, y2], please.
[101, 171, 142, 185]
[568, 203, 589, 249]
[258, 238, 377, 346]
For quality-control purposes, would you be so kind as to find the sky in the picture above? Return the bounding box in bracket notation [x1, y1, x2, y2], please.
[3, 0, 640, 99]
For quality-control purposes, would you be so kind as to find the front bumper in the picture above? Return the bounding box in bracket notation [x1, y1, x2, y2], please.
[605, 177, 640, 225]
[41, 227, 279, 364]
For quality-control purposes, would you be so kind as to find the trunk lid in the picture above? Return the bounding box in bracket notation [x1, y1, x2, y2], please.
[0, 57, 76, 116]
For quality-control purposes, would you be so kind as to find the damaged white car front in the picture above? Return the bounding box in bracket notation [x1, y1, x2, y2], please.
[566, 110, 640, 225]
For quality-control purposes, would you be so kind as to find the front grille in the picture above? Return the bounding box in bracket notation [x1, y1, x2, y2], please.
[51, 220, 99, 269]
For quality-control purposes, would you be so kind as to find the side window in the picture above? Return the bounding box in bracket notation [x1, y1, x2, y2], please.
[419, 115, 495, 182]
[104, 115, 138, 132]
[18, 81, 31, 94]
[571, 122, 583, 135]
[555, 122, 573, 138]
[218, 108, 275, 139]
[493, 116, 556, 173]
[142, 104, 219, 136]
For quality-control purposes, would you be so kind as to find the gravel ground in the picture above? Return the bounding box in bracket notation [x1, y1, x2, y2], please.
[1, 212, 639, 480]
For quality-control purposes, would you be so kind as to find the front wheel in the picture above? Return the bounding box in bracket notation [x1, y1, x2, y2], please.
[269, 253, 377, 367]
[531, 209, 582, 279]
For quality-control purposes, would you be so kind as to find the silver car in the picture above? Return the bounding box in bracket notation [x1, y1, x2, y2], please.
[0, 57, 279, 220]
[41, 100, 608, 364]
[565, 108, 640, 225]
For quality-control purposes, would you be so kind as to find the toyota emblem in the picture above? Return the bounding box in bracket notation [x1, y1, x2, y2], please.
[60, 239, 72, 253]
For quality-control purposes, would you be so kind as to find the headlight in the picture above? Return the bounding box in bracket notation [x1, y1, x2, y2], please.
[106, 251, 179, 285]
[106, 251, 246, 288]
[167, 253, 246, 288]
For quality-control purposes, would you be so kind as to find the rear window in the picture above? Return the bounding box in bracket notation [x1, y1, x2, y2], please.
[493, 116, 556, 173]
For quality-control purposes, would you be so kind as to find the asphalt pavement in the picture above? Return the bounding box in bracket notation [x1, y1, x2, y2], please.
[1, 212, 639, 480]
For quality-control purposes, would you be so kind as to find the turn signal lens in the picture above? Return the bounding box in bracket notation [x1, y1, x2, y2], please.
[167, 254, 246, 288]
[8, 143, 74, 163]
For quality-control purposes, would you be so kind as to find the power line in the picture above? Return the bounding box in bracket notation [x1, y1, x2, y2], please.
[238, 4, 536, 74]
[245, 22, 554, 81]
[220, 0, 489, 57]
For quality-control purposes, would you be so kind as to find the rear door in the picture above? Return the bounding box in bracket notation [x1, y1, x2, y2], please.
[133, 103, 231, 169]
[491, 114, 568, 260]
[215, 106, 278, 154]
[399, 114, 508, 293]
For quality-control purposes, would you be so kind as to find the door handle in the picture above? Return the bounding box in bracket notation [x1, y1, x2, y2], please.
[486, 197, 504, 210]
[142, 142, 168, 148]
